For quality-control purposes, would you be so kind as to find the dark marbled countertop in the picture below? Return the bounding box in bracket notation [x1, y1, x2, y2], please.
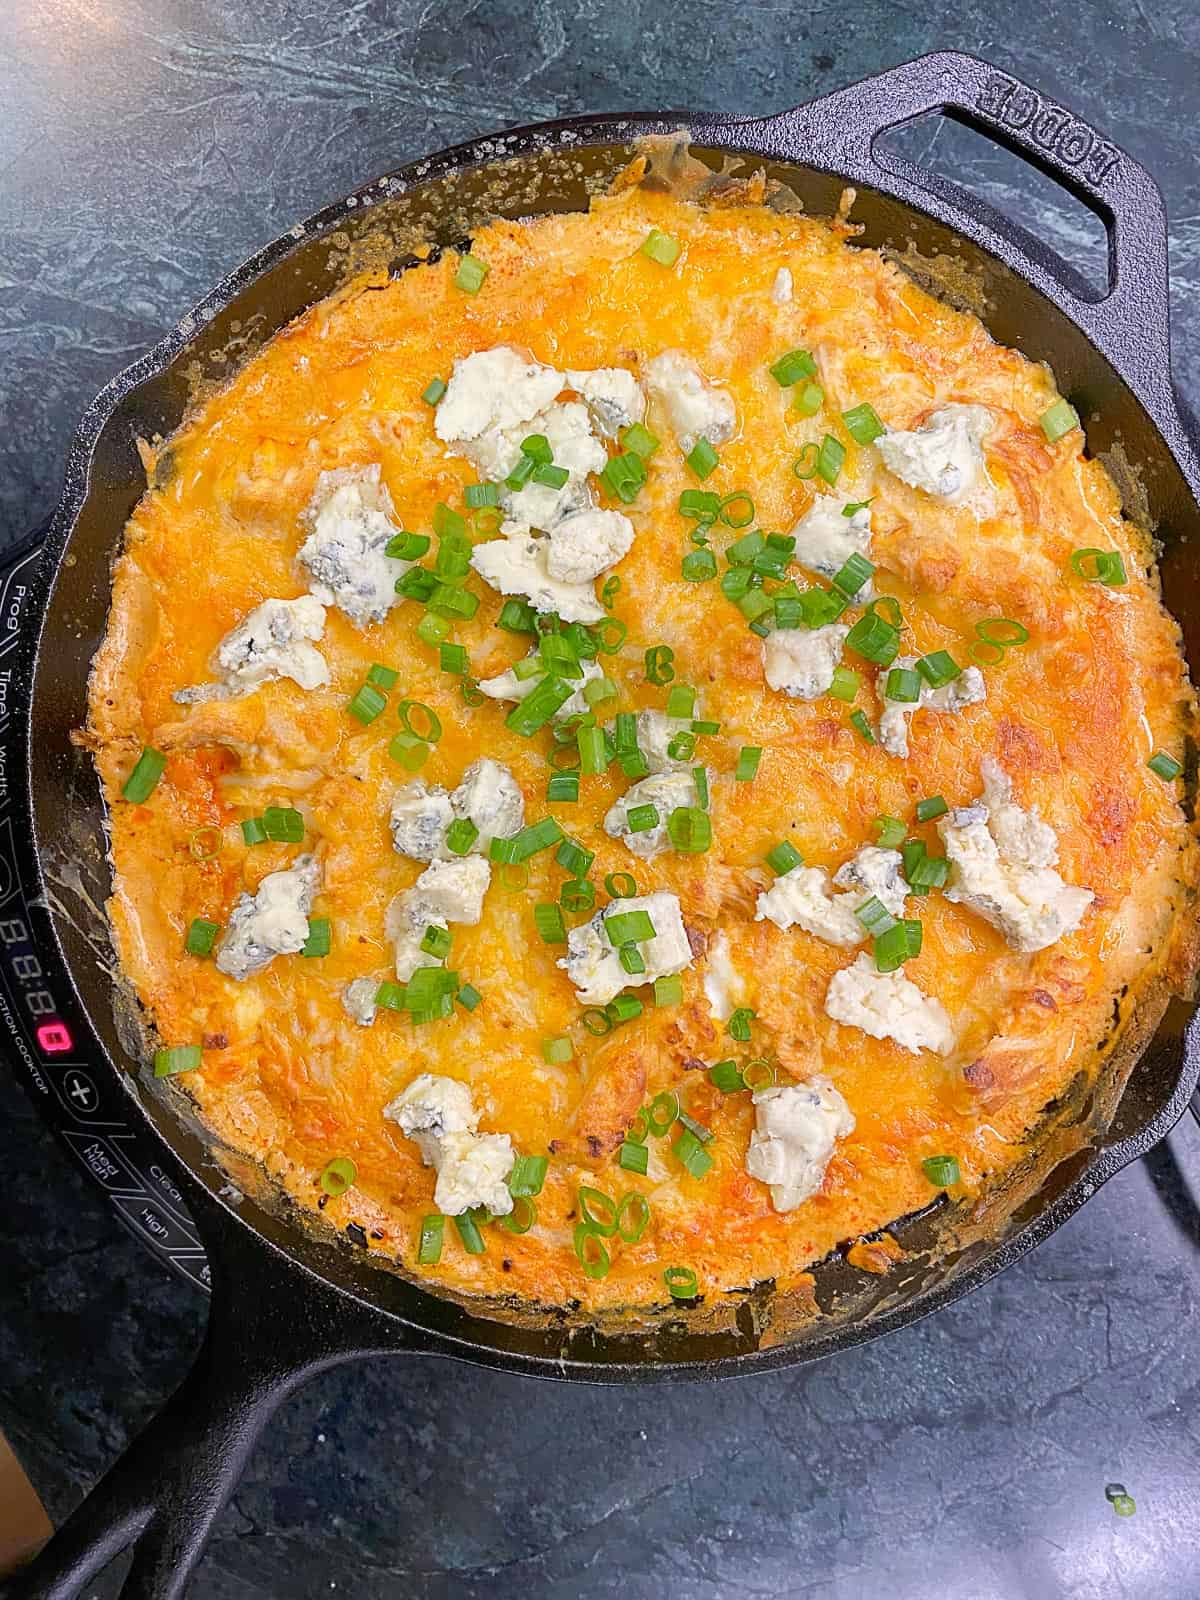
[2, 3, 1200, 1596]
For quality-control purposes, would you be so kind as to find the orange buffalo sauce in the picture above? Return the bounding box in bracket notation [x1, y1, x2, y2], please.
[89, 185, 1197, 1316]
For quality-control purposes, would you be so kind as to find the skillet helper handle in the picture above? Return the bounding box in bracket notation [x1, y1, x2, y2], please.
[7, 1193, 399, 1600]
[716, 50, 1174, 422]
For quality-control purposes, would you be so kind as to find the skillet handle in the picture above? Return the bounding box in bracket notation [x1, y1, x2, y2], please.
[712, 50, 1175, 425]
[5, 1189, 405, 1600]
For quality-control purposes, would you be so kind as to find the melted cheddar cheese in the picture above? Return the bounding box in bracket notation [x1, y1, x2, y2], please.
[89, 184, 1197, 1318]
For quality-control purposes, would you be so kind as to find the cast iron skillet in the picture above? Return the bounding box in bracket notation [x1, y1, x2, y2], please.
[10, 50, 1200, 1600]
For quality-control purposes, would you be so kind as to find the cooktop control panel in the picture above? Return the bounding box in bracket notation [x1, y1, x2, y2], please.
[0, 531, 209, 1291]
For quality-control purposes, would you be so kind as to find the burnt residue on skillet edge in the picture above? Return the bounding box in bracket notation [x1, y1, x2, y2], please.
[38, 130, 1200, 1357]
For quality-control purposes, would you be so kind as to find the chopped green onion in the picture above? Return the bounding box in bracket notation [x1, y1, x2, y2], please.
[505, 817, 563, 862]
[497, 598, 538, 634]
[185, 918, 220, 958]
[262, 805, 304, 842]
[509, 1154, 549, 1197]
[506, 676, 574, 736]
[742, 1058, 776, 1092]
[682, 547, 718, 582]
[885, 667, 922, 704]
[816, 434, 846, 485]
[600, 578, 622, 616]
[122, 747, 167, 804]
[842, 402, 885, 444]
[454, 253, 488, 293]
[828, 665, 860, 703]
[153, 1044, 202, 1078]
[416, 612, 451, 648]
[581, 1006, 612, 1036]
[646, 1091, 679, 1135]
[832, 553, 875, 596]
[534, 902, 567, 945]
[644, 644, 675, 685]
[667, 731, 697, 761]
[496, 1195, 536, 1234]
[673, 1127, 713, 1179]
[719, 492, 756, 529]
[845, 611, 901, 665]
[387, 530, 431, 560]
[976, 617, 1031, 645]
[727, 530, 765, 566]
[547, 772, 580, 803]
[916, 795, 948, 823]
[421, 377, 447, 406]
[766, 840, 802, 875]
[1039, 399, 1079, 442]
[907, 852, 949, 889]
[738, 590, 774, 623]
[792, 380, 824, 416]
[735, 746, 762, 782]
[428, 583, 479, 620]
[626, 802, 661, 834]
[319, 1156, 357, 1197]
[574, 1224, 610, 1279]
[873, 815, 906, 849]
[916, 651, 961, 687]
[872, 918, 922, 971]
[619, 422, 659, 460]
[433, 502, 467, 540]
[605, 908, 656, 946]
[593, 616, 626, 654]
[375, 981, 407, 1011]
[456, 983, 482, 1011]
[600, 450, 647, 505]
[560, 877, 595, 913]
[641, 227, 681, 266]
[367, 663, 399, 690]
[388, 732, 430, 770]
[797, 586, 848, 628]
[556, 836, 595, 876]
[686, 439, 719, 480]
[774, 596, 802, 629]
[439, 643, 469, 677]
[653, 973, 683, 1006]
[666, 683, 695, 719]
[727, 1007, 755, 1042]
[532, 461, 569, 489]
[583, 676, 617, 707]
[541, 1034, 573, 1063]
[396, 700, 442, 743]
[849, 709, 876, 744]
[415, 923, 449, 961]
[770, 348, 817, 386]
[188, 826, 223, 860]
[578, 1185, 620, 1236]
[465, 482, 500, 509]
[667, 806, 711, 853]
[577, 724, 607, 775]
[854, 896, 896, 938]
[922, 1154, 961, 1187]
[604, 871, 638, 898]
[1148, 750, 1182, 781]
[709, 1059, 745, 1093]
[619, 1139, 650, 1175]
[664, 1265, 698, 1300]
[616, 1192, 651, 1243]
[693, 767, 710, 809]
[417, 1214, 444, 1263]
[302, 917, 332, 958]
[680, 489, 722, 521]
[619, 942, 647, 975]
[1071, 548, 1127, 586]
[396, 566, 439, 600]
[454, 1211, 487, 1254]
[348, 683, 388, 724]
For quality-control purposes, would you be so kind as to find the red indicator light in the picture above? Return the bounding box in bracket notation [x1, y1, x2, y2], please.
[37, 1021, 73, 1054]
